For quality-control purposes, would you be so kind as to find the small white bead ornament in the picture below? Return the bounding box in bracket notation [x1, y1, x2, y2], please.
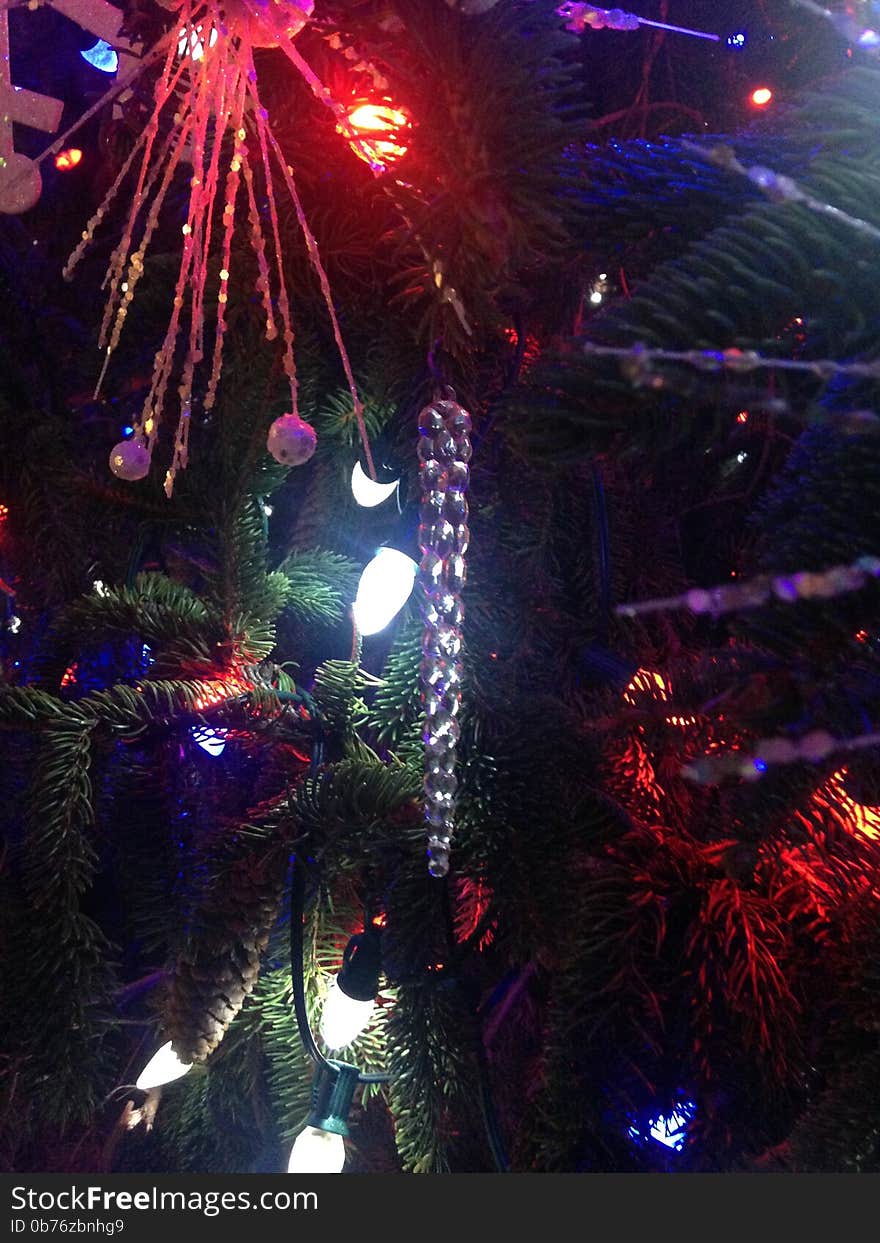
[266, 413, 318, 466]
[109, 438, 151, 481]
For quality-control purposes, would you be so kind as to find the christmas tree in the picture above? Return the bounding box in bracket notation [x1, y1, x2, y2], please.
[3, 0, 880, 1175]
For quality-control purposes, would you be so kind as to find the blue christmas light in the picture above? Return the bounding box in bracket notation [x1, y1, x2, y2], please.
[192, 726, 227, 756]
[726, 31, 746, 48]
[122, 425, 134, 437]
[80, 39, 119, 74]
[754, 758, 768, 774]
[628, 1100, 695, 1152]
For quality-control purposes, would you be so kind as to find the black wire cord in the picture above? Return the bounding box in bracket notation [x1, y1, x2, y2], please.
[288, 855, 390, 1084]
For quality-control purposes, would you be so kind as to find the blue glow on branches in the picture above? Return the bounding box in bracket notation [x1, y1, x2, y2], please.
[80, 40, 119, 74]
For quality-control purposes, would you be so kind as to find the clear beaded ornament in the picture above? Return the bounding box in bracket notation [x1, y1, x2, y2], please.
[417, 395, 472, 877]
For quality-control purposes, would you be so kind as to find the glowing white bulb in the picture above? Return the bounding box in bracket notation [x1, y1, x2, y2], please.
[191, 727, 227, 757]
[350, 461, 400, 508]
[93, 579, 108, 596]
[135, 1041, 193, 1091]
[590, 290, 603, 305]
[319, 978, 375, 1050]
[177, 24, 218, 61]
[80, 39, 118, 74]
[287, 1127, 346, 1174]
[352, 548, 416, 636]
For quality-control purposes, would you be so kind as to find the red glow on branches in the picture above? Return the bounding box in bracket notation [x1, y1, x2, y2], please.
[192, 672, 253, 711]
[813, 769, 880, 842]
[623, 668, 670, 705]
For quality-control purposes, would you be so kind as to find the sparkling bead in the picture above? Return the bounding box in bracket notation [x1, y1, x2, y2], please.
[686, 588, 712, 614]
[446, 461, 469, 493]
[426, 713, 461, 745]
[435, 429, 456, 461]
[428, 849, 450, 878]
[444, 493, 468, 525]
[446, 554, 467, 592]
[755, 738, 798, 764]
[425, 732, 454, 762]
[434, 623, 462, 659]
[419, 656, 446, 688]
[418, 522, 441, 554]
[771, 576, 799, 603]
[451, 524, 470, 557]
[420, 459, 448, 490]
[800, 730, 835, 763]
[424, 770, 458, 805]
[455, 434, 473, 463]
[449, 406, 472, 435]
[427, 834, 453, 853]
[417, 435, 438, 462]
[420, 549, 445, 586]
[425, 801, 454, 830]
[420, 493, 446, 523]
[418, 405, 446, 435]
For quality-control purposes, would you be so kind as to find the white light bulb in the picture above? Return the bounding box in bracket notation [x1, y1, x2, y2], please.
[135, 1041, 193, 1091]
[287, 1126, 346, 1174]
[319, 978, 375, 1050]
[191, 726, 227, 757]
[177, 24, 218, 61]
[590, 290, 603, 305]
[352, 548, 417, 636]
[350, 461, 400, 508]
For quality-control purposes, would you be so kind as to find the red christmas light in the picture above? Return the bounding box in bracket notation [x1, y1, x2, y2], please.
[342, 101, 410, 170]
[55, 148, 83, 171]
[750, 87, 773, 108]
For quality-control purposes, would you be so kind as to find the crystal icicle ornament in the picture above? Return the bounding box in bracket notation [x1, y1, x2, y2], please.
[417, 396, 472, 877]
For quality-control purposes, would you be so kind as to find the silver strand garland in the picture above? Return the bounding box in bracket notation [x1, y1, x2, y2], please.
[417, 393, 472, 877]
[617, 554, 880, 619]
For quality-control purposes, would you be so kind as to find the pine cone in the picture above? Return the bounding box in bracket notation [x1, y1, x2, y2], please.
[163, 843, 287, 1063]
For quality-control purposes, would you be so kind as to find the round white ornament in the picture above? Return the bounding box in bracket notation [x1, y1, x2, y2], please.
[0, 154, 42, 215]
[266, 413, 317, 466]
[109, 439, 151, 481]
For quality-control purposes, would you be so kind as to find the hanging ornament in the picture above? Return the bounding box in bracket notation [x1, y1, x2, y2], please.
[416, 395, 472, 877]
[60, 0, 379, 495]
[108, 437, 151, 481]
[266, 412, 318, 466]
